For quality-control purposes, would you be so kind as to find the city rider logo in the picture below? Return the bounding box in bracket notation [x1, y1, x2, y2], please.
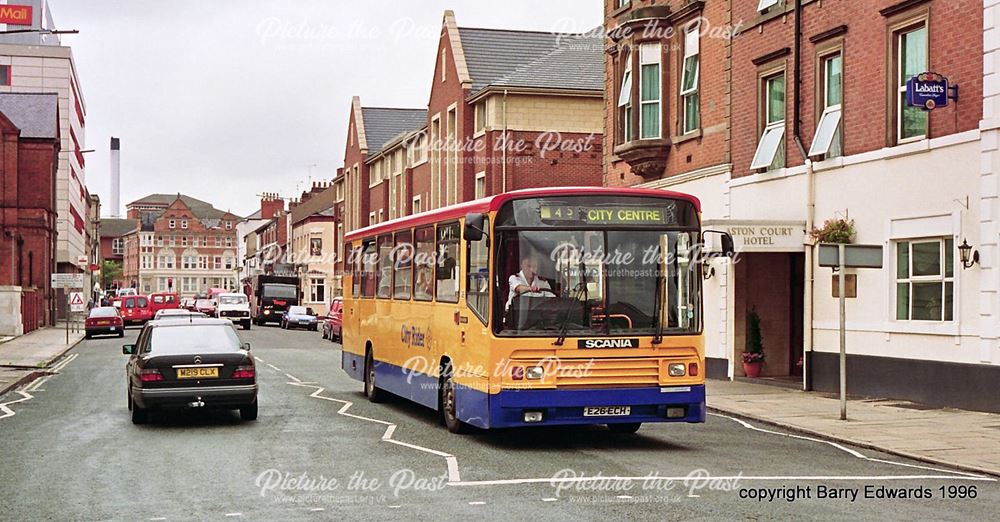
[578, 338, 640, 349]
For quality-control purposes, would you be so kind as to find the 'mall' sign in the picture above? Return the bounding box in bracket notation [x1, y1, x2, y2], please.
[0, 5, 32, 26]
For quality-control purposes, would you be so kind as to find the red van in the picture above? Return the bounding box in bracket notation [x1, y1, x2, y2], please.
[120, 295, 153, 326]
[149, 293, 180, 314]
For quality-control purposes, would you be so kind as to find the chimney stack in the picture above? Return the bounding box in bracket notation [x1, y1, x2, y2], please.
[110, 137, 121, 217]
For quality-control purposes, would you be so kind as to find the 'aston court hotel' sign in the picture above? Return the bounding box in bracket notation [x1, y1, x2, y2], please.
[703, 220, 806, 253]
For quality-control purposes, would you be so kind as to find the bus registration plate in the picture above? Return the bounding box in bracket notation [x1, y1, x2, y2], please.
[583, 406, 630, 417]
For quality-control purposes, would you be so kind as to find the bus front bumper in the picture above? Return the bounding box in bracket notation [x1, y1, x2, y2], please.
[479, 384, 706, 429]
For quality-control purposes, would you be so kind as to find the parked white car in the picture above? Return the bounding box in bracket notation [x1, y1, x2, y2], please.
[216, 293, 252, 330]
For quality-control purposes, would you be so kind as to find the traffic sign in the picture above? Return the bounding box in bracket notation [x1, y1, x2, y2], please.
[51, 273, 85, 288]
[69, 291, 85, 313]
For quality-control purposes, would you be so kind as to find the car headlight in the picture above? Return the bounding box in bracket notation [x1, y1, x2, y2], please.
[668, 363, 686, 377]
[263, 310, 271, 315]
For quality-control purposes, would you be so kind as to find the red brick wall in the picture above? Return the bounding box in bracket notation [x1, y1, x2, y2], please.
[343, 103, 370, 229]
[427, 26, 469, 207]
[474, 130, 603, 193]
[730, 0, 982, 178]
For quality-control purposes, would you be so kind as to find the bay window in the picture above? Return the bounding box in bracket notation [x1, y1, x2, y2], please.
[680, 24, 700, 134]
[617, 56, 633, 143]
[639, 43, 661, 140]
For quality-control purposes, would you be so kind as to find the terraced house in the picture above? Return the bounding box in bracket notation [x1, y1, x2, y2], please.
[604, 0, 996, 412]
[339, 9, 606, 237]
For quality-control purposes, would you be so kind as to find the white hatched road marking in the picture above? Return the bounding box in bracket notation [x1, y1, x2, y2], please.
[1, 353, 80, 420]
[266, 364, 997, 490]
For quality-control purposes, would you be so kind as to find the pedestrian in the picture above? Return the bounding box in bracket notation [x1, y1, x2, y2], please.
[87, 298, 96, 311]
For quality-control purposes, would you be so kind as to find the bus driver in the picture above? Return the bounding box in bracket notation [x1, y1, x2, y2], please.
[506, 256, 555, 311]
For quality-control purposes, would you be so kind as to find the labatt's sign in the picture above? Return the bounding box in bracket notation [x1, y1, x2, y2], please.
[906, 72, 952, 110]
[0, 5, 32, 25]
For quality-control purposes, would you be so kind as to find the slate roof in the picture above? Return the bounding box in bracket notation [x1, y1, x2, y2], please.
[361, 108, 427, 155]
[0, 93, 59, 139]
[484, 30, 605, 93]
[99, 218, 139, 238]
[128, 193, 240, 220]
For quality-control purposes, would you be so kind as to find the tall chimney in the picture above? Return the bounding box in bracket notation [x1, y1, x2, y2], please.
[110, 137, 121, 217]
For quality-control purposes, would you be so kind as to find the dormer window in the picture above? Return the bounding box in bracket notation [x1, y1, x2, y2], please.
[168, 219, 175, 229]
[181, 219, 188, 229]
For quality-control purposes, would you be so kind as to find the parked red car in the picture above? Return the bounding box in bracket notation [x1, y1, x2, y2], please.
[149, 292, 180, 314]
[85, 306, 124, 339]
[194, 299, 217, 317]
[321, 297, 343, 343]
[120, 295, 153, 326]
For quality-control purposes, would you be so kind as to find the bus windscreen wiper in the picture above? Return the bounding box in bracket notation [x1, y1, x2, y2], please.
[553, 261, 589, 346]
[652, 246, 664, 345]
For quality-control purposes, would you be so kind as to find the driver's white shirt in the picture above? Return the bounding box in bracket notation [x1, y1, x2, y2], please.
[506, 271, 552, 310]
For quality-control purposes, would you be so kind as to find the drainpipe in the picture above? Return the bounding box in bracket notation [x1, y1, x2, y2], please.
[502, 89, 509, 193]
[793, 0, 815, 391]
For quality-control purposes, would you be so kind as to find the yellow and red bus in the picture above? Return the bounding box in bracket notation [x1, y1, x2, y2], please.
[342, 187, 731, 433]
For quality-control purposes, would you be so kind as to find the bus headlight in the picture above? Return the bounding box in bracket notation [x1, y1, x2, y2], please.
[523, 411, 544, 423]
[526, 367, 544, 380]
[668, 363, 686, 377]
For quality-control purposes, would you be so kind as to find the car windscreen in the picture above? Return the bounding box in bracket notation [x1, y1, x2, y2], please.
[195, 300, 214, 307]
[288, 306, 307, 315]
[89, 307, 119, 318]
[146, 325, 241, 354]
[219, 295, 247, 305]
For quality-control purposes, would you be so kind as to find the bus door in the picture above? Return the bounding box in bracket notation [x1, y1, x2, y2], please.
[433, 223, 464, 374]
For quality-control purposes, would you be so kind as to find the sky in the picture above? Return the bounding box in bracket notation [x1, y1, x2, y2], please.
[48, 0, 604, 218]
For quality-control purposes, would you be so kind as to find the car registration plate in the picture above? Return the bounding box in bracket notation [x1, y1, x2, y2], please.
[176, 367, 219, 379]
[583, 406, 631, 417]
[109, 327, 116, 331]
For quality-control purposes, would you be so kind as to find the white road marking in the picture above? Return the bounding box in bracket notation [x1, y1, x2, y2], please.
[254, 356, 264, 363]
[709, 412, 991, 479]
[0, 391, 33, 420]
[309, 507, 325, 512]
[468, 501, 486, 505]
[266, 364, 282, 372]
[285, 373, 301, 383]
[285, 380, 462, 483]
[541, 498, 558, 502]
[224, 513, 242, 517]
[149, 518, 167, 521]
[616, 495, 633, 500]
[448, 474, 995, 487]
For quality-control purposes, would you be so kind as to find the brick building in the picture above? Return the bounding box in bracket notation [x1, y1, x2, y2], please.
[122, 194, 241, 297]
[604, 0, 996, 412]
[98, 217, 138, 290]
[340, 10, 607, 239]
[0, 92, 59, 335]
[0, 1, 92, 295]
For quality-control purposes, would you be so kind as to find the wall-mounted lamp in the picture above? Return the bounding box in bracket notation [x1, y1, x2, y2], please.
[958, 239, 979, 269]
[703, 263, 715, 280]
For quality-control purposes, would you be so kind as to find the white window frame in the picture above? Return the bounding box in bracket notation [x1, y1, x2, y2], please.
[412, 195, 422, 215]
[896, 23, 928, 145]
[474, 101, 488, 134]
[475, 171, 486, 199]
[168, 219, 175, 229]
[369, 211, 376, 225]
[894, 237, 954, 322]
[310, 278, 326, 304]
[638, 43, 662, 140]
[680, 24, 701, 134]
[757, 0, 780, 12]
[751, 72, 786, 170]
[809, 52, 844, 157]
[617, 66, 633, 142]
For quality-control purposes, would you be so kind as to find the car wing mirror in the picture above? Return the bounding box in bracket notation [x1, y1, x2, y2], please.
[122, 344, 135, 355]
[307, 308, 315, 316]
[242, 342, 251, 351]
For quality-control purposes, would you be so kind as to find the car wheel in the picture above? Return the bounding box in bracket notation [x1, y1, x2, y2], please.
[240, 401, 258, 421]
[311, 325, 318, 332]
[131, 398, 148, 425]
[84, 333, 92, 340]
[440, 362, 471, 434]
[607, 423, 642, 434]
[363, 350, 385, 403]
[118, 331, 124, 338]
[127, 389, 132, 411]
[243, 321, 251, 331]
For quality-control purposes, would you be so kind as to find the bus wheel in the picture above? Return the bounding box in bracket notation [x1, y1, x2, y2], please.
[607, 423, 642, 434]
[440, 364, 470, 434]
[364, 350, 385, 403]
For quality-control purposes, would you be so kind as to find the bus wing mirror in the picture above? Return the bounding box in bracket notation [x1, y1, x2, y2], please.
[721, 233, 735, 258]
[464, 213, 486, 242]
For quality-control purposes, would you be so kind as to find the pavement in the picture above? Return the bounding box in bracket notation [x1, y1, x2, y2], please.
[707, 379, 1000, 477]
[0, 324, 85, 396]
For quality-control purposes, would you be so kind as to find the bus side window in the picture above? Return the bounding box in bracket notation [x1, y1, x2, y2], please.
[435, 222, 460, 303]
[361, 240, 377, 298]
[466, 217, 489, 324]
[394, 230, 413, 300]
[350, 243, 361, 298]
[413, 227, 435, 301]
[376, 235, 393, 299]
